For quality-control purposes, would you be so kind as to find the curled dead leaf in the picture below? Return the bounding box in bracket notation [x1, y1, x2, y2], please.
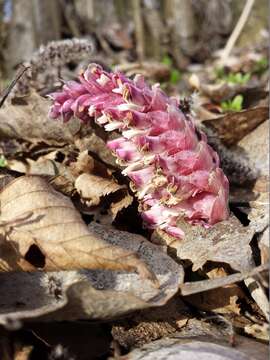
[69, 150, 94, 176]
[0, 222, 184, 323]
[184, 266, 245, 315]
[7, 150, 132, 221]
[75, 173, 125, 207]
[199, 82, 261, 103]
[74, 132, 117, 167]
[203, 106, 268, 147]
[0, 175, 154, 283]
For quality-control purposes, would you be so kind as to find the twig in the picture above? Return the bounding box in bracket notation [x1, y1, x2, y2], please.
[220, 0, 255, 65]
[0, 65, 29, 108]
[179, 263, 269, 296]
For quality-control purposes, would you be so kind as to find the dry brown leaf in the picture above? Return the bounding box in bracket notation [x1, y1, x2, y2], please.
[198, 82, 261, 103]
[203, 106, 268, 146]
[244, 322, 269, 342]
[0, 93, 81, 145]
[185, 266, 245, 315]
[185, 284, 243, 315]
[0, 138, 31, 159]
[0, 175, 154, 282]
[69, 150, 94, 176]
[153, 215, 255, 272]
[7, 150, 132, 220]
[7, 157, 68, 178]
[0, 222, 184, 323]
[75, 173, 124, 207]
[242, 180, 269, 321]
[7, 155, 77, 196]
[75, 172, 133, 222]
[110, 193, 133, 220]
[229, 176, 269, 239]
[238, 120, 269, 176]
[14, 346, 33, 360]
[244, 276, 269, 319]
[74, 132, 117, 167]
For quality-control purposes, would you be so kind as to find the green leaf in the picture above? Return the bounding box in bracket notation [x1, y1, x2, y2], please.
[253, 57, 268, 75]
[242, 73, 251, 83]
[162, 55, 173, 67]
[216, 70, 251, 85]
[0, 156, 7, 168]
[221, 101, 230, 112]
[221, 94, 244, 112]
[170, 69, 181, 84]
[231, 94, 243, 111]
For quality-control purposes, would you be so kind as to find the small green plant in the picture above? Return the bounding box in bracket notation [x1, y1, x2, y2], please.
[215, 67, 251, 85]
[161, 55, 173, 67]
[227, 72, 250, 85]
[169, 69, 181, 84]
[0, 155, 7, 167]
[161, 55, 181, 85]
[221, 94, 244, 112]
[252, 57, 268, 75]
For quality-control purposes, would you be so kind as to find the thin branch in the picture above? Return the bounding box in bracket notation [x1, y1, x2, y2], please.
[220, 0, 255, 65]
[0, 65, 29, 108]
[179, 263, 269, 296]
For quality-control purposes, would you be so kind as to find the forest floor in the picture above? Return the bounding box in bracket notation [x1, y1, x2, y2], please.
[0, 36, 268, 360]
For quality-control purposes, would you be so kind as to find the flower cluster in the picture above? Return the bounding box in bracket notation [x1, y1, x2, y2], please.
[49, 64, 229, 238]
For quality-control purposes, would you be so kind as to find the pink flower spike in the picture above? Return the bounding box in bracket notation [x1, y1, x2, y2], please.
[129, 165, 155, 187]
[49, 63, 230, 238]
[107, 137, 126, 151]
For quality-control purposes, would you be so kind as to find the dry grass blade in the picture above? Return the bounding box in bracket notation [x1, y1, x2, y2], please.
[0, 176, 157, 284]
[0, 65, 29, 108]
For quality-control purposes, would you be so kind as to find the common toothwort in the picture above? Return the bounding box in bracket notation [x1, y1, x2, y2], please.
[49, 64, 229, 238]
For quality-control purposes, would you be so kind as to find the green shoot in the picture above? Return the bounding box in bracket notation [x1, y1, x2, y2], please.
[221, 94, 244, 112]
[0, 155, 7, 168]
[161, 55, 181, 85]
[215, 67, 251, 85]
[252, 57, 268, 75]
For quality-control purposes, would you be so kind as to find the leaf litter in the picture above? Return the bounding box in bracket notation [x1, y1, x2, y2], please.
[0, 39, 268, 359]
[0, 175, 183, 324]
